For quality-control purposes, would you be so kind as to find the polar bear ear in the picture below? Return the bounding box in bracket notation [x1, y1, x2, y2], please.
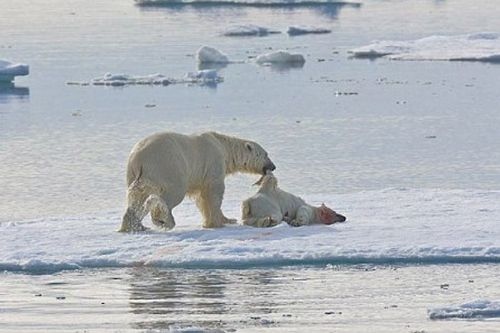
[245, 142, 253, 152]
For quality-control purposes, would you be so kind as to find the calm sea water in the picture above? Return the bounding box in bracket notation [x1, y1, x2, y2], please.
[1, 0, 500, 332]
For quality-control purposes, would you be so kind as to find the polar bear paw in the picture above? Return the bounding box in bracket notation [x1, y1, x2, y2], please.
[261, 216, 280, 228]
[223, 217, 238, 224]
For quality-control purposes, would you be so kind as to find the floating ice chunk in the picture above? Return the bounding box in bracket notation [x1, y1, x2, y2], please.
[69, 70, 223, 87]
[223, 24, 279, 37]
[184, 69, 223, 84]
[287, 25, 331, 36]
[197, 46, 230, 64]
[255, 50, 306, 64]
[428, 300, 500, 320]
[351, 32, 500, 62]
[91, 73, 171, 86]
[0, 59, 29, 82]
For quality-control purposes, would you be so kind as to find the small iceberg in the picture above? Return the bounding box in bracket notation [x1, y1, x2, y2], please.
[91, 73, 171, 86]
[0, 59, 29, 82]
[222, 24, 280, 37]
[255, 50, 306, 65]
[287, 25, 331, 36]
[428, 300, 500, 320]
[197, 46, 230, 64]
[350, 32, 500, 62]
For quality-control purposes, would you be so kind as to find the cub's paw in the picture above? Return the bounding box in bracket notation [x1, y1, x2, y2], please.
[262, 217, 280, 228]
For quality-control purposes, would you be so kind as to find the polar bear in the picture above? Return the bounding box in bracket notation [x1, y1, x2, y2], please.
[118, 131, 276, 232]
[242, 172, 346, 227]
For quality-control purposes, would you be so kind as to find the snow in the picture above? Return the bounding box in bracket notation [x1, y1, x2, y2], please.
[222, 24, 279, 37]
[197, 46, 230, 64]
[0, 59, 29, 82]
[351, 32, 500, 62]
[428, 300, 500, 320]
[255, 50, 306, 64]
[1, 188, 499, 274]
[287, 25, 331, 36]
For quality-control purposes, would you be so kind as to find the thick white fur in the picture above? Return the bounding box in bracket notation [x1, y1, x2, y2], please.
[242, 172, 327, 227]
[119, 131, 274, 232]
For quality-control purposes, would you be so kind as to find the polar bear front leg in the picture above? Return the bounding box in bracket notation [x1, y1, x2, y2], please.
[243, 214, 282, 228]
[289, 205, 314, 227]
[197, 181, 231, 228]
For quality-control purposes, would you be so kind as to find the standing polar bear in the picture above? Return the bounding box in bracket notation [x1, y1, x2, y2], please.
[119, 131, 276, 232]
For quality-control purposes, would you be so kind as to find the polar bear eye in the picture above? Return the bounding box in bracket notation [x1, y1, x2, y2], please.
[245, 142, 253, 152]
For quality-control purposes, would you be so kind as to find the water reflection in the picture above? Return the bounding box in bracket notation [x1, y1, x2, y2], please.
[137, 2, 361, 20]
[0, 82, 29, 104]
[259, 61, 305, 72]
[128, 268, 229, 330]
[127, 268, 280, 331]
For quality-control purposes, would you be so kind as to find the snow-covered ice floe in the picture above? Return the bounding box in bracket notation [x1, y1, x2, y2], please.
[287, 25, 331, 36]
[67, 70, 223, 87]
[184, 69, 223, 84]
[1, 188, 500, 274]
[0, 59, 29, 82]
[351, 32, 500, 62]
[256, 50, 306, 65]
[222, 24, 280, 37]
[429, 300, 500, 320]
[91, 73, 172, 86]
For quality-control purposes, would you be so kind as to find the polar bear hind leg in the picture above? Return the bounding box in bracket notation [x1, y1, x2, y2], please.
[119, 179, 153, 232]
[145, 194, 176, 230]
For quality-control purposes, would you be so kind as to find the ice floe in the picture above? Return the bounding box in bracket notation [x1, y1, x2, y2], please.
[0, 59, 29, 82]
[1, 188, 499, 274]
[67, 70, 223, 87]
[351, 32, 500, 62]
[255, 50, 306, 65]
[222, 24, 280, 37]
[287, 25, 331, 36]
[197, 46, 230, 64]
[184, 69, 223, 84]
[91, 73, 172, 86]
[429, 300, 500, 320]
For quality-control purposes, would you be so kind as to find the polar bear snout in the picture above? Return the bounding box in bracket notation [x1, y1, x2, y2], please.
[263, 160, 276, 174]
[335, 213, 347, 223]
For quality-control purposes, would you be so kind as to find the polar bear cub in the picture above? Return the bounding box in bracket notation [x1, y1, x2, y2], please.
[119, 131, 276, 232]
[242, 172, 346, 227]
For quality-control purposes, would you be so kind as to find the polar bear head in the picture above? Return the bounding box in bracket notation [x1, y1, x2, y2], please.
[243, 141, 276, 175]
[210, 132, 276, 175]
[253, 170, 278, 189]
[318, 203, 347, 225]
